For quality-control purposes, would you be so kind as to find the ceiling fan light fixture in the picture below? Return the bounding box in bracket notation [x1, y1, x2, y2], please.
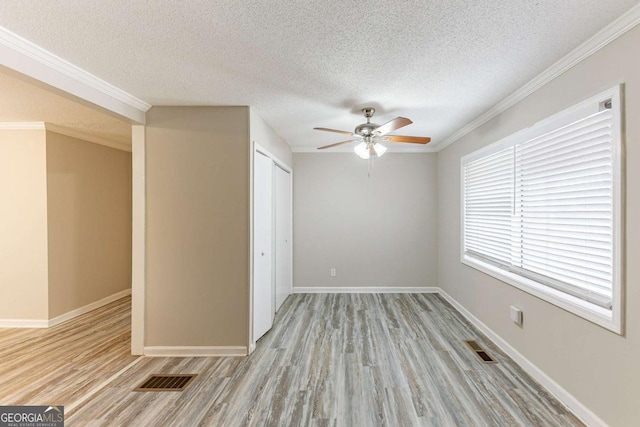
[373, 142, 387, 157]
[314, 107, 430, 156]
[354, 141, 370, 159]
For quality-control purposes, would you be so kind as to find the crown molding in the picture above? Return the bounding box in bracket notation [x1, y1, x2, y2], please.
[45, 123, 131, 152]
[0, 122, 46, 131]
[0, 122, 131, 152]
[0, 26, 150, 124]
[434, 3, 640, 152]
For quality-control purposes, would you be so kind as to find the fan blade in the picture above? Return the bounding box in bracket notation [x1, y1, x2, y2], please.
[383, 135, 431, 144]
[317, 139, 360, 150]
[375, 117, 412, 136]
[313, 127, 354, 136]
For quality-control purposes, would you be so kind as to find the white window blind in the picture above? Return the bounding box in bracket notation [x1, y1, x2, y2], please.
[463, 90, 620, 314]
[463, 146, 516, 268]
[513, 108, 613, 308]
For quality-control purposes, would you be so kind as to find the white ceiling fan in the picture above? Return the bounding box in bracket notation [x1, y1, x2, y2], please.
[314, 107, 431, 159]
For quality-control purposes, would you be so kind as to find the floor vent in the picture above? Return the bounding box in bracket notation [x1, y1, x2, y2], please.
[134, 374, 196, 392]
[464, 340, 497, 364]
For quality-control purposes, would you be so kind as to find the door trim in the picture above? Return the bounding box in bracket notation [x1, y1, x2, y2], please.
[274, 164, 292, 312]
[249, 142, 293, 353]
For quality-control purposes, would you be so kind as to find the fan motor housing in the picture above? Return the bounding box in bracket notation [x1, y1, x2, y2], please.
[354, 122, 379, 136]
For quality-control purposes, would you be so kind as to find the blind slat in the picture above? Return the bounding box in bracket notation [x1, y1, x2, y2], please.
[463, 101, 616, 309]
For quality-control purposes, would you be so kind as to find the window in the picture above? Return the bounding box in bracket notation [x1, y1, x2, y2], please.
[461, 86, 623, 333]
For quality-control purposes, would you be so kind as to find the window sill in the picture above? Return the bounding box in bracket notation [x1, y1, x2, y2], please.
[461, 254, 621, 334]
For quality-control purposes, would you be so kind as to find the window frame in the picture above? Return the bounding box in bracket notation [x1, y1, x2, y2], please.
[460, 85, 624, 334]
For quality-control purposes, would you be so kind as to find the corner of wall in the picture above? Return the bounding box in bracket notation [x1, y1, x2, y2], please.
[0, 128, 49, 321]
[249, 107, 293, 168]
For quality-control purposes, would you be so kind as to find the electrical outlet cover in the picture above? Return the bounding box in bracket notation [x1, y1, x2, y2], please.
[510, 305, 523, 325]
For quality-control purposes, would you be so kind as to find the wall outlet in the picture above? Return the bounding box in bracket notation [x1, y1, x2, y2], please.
[510, 305, 523, 326]
[330, 268, 336, 277]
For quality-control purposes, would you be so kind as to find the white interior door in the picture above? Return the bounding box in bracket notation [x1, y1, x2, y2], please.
[253, 152, 273, 341]
[274, 165, 291, 312]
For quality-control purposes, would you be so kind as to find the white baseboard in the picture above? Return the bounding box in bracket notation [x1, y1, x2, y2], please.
[0, 318, 49, 328]
[438, 289, 606, 427]
[293, 286, 440, 294]
[144, 346, 248, 357]
[48, 289, 132, 327]
[0, 289, 131, 329]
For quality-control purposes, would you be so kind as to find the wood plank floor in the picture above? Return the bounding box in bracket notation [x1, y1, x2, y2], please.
[0, 296, 137, 407]
[62, 294, 583, 426]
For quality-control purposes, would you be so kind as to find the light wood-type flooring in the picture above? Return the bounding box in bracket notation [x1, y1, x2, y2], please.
[1, 294, 584, 426]
[0, 296, 137, 407]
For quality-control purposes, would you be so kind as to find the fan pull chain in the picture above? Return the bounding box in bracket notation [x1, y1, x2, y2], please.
[368, 155, 374, 177]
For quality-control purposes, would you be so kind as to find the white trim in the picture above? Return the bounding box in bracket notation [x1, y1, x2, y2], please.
[0, 319, 48, 328]
[458, 86, 621, 165]
[435, 3, 640, 151]
[290, 146, 438, 153]
[0, 26, 150, 123]
[45, 123, 131, 152]
[248, 139, 255, 354]
[250, 142, 294, 352]
[289, 162, 294, 303]
[131, 125, 146, 355]
[0, 289, 131, 328]
[144, 346, 247, 357]
[461, 256, 617, 332]
[293, 286, 440, 294]
[48, 289, 131, 327]
[0, 122, 46, 131]
[438, 289, 607, 427]
[255, 144, 293, 172]
[459, 86, 623, 334]
[0, 122, 131, 151]
[611, 83, 625, 336]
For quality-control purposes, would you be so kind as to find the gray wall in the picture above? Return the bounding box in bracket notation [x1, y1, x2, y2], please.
[437, 25, 640, 426]
[46, 131, 132, 318]
[293, 153, 438, 288]
[145, 106, 250, 347]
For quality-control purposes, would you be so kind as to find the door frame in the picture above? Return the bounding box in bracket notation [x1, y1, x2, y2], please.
[249, 142, 293, 354]
[273, 162, 292, 314]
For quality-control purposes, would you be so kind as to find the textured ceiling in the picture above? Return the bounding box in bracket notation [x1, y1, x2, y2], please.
[0, 66, 131, 145]
[0, 1, 637, 151]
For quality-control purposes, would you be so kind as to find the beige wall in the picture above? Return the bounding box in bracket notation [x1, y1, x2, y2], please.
[46, 131, 132, 318]
[0, 130, 49, 320]
[437, 26, 640, 426]
[250, 107, 293, 168]
[145, 106, 250, 347]
[293, 153, 438, 288]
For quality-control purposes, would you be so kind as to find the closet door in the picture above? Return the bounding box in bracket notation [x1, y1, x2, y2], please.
[274, 165, 291, 312]
[253, 152, 273, 341]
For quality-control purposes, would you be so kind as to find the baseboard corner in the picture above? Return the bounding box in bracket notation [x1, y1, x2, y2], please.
[48, 288, 132, 327]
